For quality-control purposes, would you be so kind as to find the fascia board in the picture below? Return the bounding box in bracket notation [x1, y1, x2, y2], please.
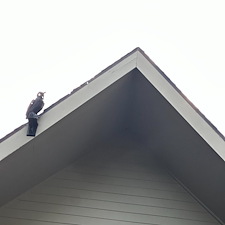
[137, 51, 225, 161]
[0, 51, 138, 162]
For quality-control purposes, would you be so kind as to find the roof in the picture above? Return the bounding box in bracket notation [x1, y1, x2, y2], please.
[0, 48, 140, 144]
[0, 47, 225, 223]
[1, 47, 224, 147]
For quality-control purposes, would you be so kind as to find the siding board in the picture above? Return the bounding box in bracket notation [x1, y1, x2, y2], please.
[54, 171, 185, 192]
[0, 217, 76, 225]
[6, 197, 217, 222]
[29, 186, 208, 211]
[41, 179, 195, 202]
[0, 207, 220, 225]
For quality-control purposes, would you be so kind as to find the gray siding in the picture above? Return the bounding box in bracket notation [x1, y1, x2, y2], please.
[0, 142, 221, 225]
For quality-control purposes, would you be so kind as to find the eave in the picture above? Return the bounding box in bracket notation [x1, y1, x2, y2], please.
[0, 47, 224, 223]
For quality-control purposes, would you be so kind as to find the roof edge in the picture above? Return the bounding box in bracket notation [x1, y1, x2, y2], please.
[138, 48, 225, 141]
[0, 47, 141, 144]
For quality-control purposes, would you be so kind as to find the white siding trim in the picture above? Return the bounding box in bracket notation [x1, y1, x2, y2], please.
[0, 52, 138, 162]
[137, 51, 225, 161]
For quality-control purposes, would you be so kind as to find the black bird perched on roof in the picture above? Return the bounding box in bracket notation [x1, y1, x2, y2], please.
[26, 92, 45, 118]
[26, 92, 45, 136]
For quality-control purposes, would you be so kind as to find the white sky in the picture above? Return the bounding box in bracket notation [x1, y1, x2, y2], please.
[0, 0, 225, 139]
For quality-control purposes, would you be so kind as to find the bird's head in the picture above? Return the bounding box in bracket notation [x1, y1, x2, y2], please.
[37, 92, 46, 98]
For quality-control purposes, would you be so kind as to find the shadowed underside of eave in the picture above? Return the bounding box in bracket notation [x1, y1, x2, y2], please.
[0, 69, 224, 223]
[129, 70, 225, 223]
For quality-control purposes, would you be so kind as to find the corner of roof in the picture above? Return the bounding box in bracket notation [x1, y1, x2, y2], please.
[0, 47, 140, 144]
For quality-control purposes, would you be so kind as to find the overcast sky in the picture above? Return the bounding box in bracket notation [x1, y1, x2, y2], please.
[0, 0, 225, 139]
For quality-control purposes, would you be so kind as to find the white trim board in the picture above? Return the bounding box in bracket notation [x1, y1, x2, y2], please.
[0, 51, 138, 161]
[0, 48, 224, 162]
[136, 51, 225, 161]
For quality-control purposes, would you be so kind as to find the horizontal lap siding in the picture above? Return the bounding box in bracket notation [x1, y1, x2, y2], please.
[0, 144, 220, 225]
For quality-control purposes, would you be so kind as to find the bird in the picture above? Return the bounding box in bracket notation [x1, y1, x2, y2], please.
[26, 92, 45, 136]
[26, 92, 45, 119]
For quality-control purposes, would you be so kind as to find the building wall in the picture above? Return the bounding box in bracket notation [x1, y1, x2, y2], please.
[0, 140, 220, 225]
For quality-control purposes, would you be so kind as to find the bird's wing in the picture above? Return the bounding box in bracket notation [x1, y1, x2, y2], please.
[26, 99, 35, 118]
[31, 98, 44, 114]
[26, 98, 44, 118]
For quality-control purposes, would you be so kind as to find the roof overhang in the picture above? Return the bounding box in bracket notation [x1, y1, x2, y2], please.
[0, 48, 225, 222]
